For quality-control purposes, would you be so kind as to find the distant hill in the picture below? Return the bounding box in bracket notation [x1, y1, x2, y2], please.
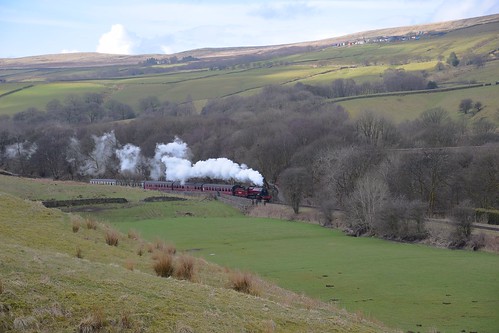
[1, 13, 498, 68]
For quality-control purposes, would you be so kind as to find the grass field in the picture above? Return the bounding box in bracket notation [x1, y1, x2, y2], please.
[337, 84, 499, 123]
[2, 175, 499, 332]
[1, 191, 390, 332]
[94, 214, 499, 333]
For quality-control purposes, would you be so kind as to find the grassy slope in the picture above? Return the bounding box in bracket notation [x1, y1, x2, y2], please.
[2, 175, 498, 333]
[0, 21, 498, 118]
[0, 187, 389, 332]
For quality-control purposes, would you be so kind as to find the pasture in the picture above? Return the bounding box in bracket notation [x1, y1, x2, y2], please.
[89, 208, 499, 333]
[1, 175, 498, 332]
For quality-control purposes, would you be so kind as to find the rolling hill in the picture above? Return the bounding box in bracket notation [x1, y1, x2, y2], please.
[0, 14, 498, 121]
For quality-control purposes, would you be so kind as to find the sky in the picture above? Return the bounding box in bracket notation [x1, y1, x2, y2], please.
[1, 0, 498, 58]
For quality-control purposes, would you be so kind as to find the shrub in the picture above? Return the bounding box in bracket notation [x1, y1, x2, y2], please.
[173, 255, 195, 281]
[153, 252, 174, 278]
[475, 208, 499, 225]
[376, 198, 427, 241]
[86, 219, 98, 230]
[137, 245, 144, 256]
[228, 270, 260, 296]
[0, 279, 3, 294]
[469, 233, 486, 251]
[105, 230, 119, 246]
[449, 205, 474, 249]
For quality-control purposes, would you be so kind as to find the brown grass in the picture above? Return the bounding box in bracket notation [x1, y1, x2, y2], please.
[76, 246, 83, 259]
[72, 219, 80, 233]
[119, 311, 133, 330]
[104, 230, 119, 246]
[146, 243, 155, 253]
[152, 252, 174, 278]
[77, 308, 105, 333]
[227, 270, 261, 296]
[124, 259, 135, 271]
[85, 219, 97, 230]
[137, 244, 144, 256]
[173, 255, 195, 281]
[127, 229, 139, 240]
[13, 316, 38, 331]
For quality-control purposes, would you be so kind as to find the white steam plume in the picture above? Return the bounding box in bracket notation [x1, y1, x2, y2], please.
[116, 144, 141, 174]
[5, 141, 37, 159]
[153, 137, 264, 185]
[81, 131, 117, 176]
[150, 136, 190, 180]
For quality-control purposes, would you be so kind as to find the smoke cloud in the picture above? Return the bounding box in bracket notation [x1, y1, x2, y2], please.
[5, 141, 37, 159]
[72, 133, 264, 185]
[116, 144, 142, 174]
[80, 131, 117, 176]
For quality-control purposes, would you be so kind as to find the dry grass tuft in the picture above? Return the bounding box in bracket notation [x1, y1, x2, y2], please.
[173, 255, 195, 281]
[174, 322, 194, 333]
[76, 246, 83, 259]
[227, 270, 261, 296]
[105, 229, 119, 246]
[72, 219, 80, 233]
[153, 252, 174, 278]
[124, 259, 135, 271]
[127, 229, 139, 240]
[137, 244, 144, 256]
[146, 243, 155, 253]
[85, 219, 98, 230]
[77, 309, 105, 333]
[262, 319, 277, 333]
[119, 311, 133, 329]
[13, 316, 39, 331]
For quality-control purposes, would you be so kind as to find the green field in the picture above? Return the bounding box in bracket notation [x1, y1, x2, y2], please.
[2, 175, 499, 332]
[337, 84, 499, 122]
[97, 215, 499, 333]
[1, 190, 391, 332]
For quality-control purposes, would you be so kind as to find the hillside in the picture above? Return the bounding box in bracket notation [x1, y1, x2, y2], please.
[0, 187, 392, 332]
[0, 14, 498, 120]
[1, 14, 498, 68]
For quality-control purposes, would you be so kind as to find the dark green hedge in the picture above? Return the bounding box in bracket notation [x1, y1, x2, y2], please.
[475, 209, 499, 225]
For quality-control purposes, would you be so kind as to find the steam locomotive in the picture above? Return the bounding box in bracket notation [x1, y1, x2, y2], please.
[89, 179, 272, 202]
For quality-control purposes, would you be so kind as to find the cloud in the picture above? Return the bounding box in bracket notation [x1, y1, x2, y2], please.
[96, 24, 137, 54]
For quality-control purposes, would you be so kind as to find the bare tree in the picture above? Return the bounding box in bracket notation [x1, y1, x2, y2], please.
[279, 167, 312, 214]
[345, 172, 389, 236]
[355, 111, 398, 147]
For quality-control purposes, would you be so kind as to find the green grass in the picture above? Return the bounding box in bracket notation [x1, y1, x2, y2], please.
[2, 175, 498, 332]
[1, 192, 390, 332]
[102, 215, 499, 333]
[337, 84, 499, 123]
[0, 82, 108, 116]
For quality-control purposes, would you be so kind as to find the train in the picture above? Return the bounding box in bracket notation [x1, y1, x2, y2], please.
[89, 179, 272, 202]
